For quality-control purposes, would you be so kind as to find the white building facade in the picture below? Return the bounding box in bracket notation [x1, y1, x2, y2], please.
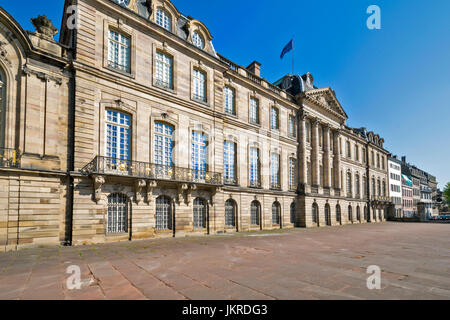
[388, 156, 403, 218]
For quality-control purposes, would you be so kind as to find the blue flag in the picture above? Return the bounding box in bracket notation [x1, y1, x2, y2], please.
[280, 39, 293, 59]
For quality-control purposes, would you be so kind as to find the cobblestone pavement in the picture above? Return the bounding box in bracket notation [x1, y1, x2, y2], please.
[0, 222, 449, 300]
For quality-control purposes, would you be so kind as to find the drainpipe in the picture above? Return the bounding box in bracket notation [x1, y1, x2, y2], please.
[365, 142, 371, 223]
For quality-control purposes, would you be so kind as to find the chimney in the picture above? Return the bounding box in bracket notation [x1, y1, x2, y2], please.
[401, 156, 406, 163]
[393, 155, 397, 160]
[247, 61, 261, 77]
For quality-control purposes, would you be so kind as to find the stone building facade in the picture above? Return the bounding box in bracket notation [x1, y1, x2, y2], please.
[0, 0, 392, 250]
[0, 8, 71, 251]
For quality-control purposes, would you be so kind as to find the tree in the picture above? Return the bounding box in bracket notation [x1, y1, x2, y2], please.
[444, 182, 450, 205]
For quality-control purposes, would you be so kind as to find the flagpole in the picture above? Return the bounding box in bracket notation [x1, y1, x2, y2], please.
[292, 36, 295, 75]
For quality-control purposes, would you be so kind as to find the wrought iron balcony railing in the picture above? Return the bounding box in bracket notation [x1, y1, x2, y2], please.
[371, 195, 392, 202]
[81, 156, 223, 186]
[224, 176, 239, 186]
[249, 180, 261, 188]
[0, 148, 21, 168]
[270, 183, 281, 190]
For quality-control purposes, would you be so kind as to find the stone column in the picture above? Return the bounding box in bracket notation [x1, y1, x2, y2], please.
[323, 125, 332, 188]
[311, 118, 320, 187]
[333, 129, 341, 191]
[297, 112, 308, 192]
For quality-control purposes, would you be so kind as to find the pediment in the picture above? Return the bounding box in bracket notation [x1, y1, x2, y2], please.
[304, 88, 348, 120]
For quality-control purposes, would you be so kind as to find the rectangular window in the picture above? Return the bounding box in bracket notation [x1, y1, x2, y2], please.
[224, 86, 235, 115]
[270, 153, 280, 189]
[355, 145, 359, 161]
[224, 141, 236, 184]
[271, 107, 279, 130]
[155, 51, 173, 89]
[289, 158, 296, 190]
[249, 147, 260, 187]
[289, 116, 296, 137]
[108, 30, 130, 73]
[249, 98, 259, 124]
[193, 69, 206, 102]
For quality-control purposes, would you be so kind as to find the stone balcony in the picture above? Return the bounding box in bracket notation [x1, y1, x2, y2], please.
[81, 156, 223, 186]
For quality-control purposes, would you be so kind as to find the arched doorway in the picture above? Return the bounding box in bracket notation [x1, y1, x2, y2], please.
[155, 196, 172, 231]
[312, 203, 319, 226]
[290, 202, 296, 225]
[356, 206, 361, 222]
[107, 193, 129, 234]
[250, 200, 261, 229]
[336, 204, 341, 225]
[325, 204, 331, 226]
[193, 197, 207, 230]
[348, 205, 353, 223]
[225, 199, 237, 230]
[272, 201, 281, 227]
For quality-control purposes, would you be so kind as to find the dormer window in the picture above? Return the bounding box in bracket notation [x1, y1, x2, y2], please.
[113, 0, 130, 7]
[156, 8, 171, 31]
[192, 32, 205, 49]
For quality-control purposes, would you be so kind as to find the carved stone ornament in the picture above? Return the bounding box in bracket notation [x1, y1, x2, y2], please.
[135, 179, 147, 204]
[0, 41, 11, 66]
[146, 180, 157, 203]
[30, 15, 58, 38]
[93, 175, 106, 204]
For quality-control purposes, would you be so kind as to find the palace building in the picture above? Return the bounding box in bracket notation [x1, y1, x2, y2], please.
[0, 0, 392, 251]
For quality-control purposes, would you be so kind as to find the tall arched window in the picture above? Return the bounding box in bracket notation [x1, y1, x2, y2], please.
[224, 141, 237, 185]
[356, 206, 361, 222]
[290, 202, 296, 224]
[355, 174, 360, 196]
[372, 177, 376, 196]
[312, 203, 319, 225]
[192, 131, 207, 181]
[377, 179, 381, 196]
[106, 110, 131, 165]
[346, 172, 352, 197]
[225, 199, 236, 228]
[270, 107, 279, 130]
[364, 206, 368, 221]
[154, 122, 174, 177]
[107, 193, 129, 233]
[382, 181, 386, 197]
[249, 147, 260, 187]
[270, 153, 280, 189]
[362, 176, 366, 198]
[306, 119, 312, 143]
[325, 204, 331, 226]
[336, 204, 341, 223]
[0, 69, 5, 149]
[272, 202, 281, 225]
[155, 196, 172, 230]
[348, 205, 353, 222]
[193, 198, 207, 229]
[250, 200, 260, 226]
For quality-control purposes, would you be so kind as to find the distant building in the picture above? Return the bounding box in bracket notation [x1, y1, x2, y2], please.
[401, 165, 414, 218]
[388, 156, 403, 218]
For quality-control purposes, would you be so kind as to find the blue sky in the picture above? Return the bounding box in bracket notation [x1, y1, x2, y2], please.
[1, 0, 449, 188]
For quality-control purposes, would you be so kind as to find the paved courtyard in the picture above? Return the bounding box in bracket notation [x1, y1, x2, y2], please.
[0, 222, 449, 300]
